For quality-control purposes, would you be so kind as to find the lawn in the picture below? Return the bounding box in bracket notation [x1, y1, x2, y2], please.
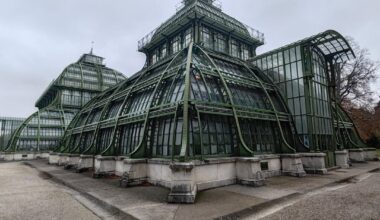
[377, 149, 380, 157]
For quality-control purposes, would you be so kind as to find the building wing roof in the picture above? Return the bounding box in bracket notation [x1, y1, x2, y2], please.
[255, 30, 355, 62]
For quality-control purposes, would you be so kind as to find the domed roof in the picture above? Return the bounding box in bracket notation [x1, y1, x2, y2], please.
[56, 53, 125, 89]
[35, 53, 126, 109]
[5, 53, 127, 152]
[58, 43, 300, 159]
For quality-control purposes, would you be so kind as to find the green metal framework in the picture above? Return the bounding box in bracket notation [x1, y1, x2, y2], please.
[0, 117, 25, 151]
[58, 44, 299, 160]
[333, 105, 367, 149]
[5, 53, 126, 153]
[252, 30, 363, 156]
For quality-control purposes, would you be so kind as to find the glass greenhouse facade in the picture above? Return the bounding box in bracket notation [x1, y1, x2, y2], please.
[54, 0, 367, 166]
[4, 53, 125, 153]
[58, 45, 301, 160]
[251, 31, 367, 165]
[0, 117, 25, 151]
[56, 0, 307, 162]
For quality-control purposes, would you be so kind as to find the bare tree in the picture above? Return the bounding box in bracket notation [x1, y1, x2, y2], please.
[337, 38, 379, 108]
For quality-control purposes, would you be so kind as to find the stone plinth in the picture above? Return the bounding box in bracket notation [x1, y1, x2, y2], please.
[257, 154, 281, 178]
[349, 149, 365, 162]
[77, 155, 94, 172]
[147, 159, 173, 188]
[363, 148, 378, 161]
[300, 153, 327, 174]
[64, 154, 81, 169]
[4, 153, 14, 161]
[335, 150, 350, 168]
[115, 157, 128, 176]
[194, 158, 237, 190]
[236, 158, 265, 186]
[281, 154, 306, 177]
[49, 153, 59, 165]
[167, 162, 197, 204]
[94, 156, 116, 176]
[118, 159, 148, 186]
[36, 153, 50, 159]
[58, 153, 69, 166]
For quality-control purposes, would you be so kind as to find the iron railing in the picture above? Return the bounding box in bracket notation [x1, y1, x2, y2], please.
[138, 0, 264, 51]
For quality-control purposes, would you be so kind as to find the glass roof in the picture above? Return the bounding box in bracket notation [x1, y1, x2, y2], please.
[58, 44, 297, 158]
[255, 30, 355, 63]
[35, 53, 126, 109]
[138, 0, 264, 51]
[308, 30, 355, 62]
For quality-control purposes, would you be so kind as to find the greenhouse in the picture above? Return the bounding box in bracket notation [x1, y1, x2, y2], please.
[46, 0, 376, 203]
[2, 52, 125, 160]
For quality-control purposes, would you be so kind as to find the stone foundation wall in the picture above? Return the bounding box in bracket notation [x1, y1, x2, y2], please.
[49, 153, 59, 164]
[77, 155, 94, 172]
[300, 153, 327, 174]
[1, 152, 50, 161]
[335, 150, 349, 168]
[363, 148, 378, 161]
[349, 149, 365, 162]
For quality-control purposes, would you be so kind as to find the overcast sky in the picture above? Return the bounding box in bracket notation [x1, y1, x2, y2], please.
[0, 0, 379, 118]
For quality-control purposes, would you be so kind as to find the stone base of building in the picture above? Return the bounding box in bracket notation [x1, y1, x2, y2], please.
[57, 152, 374, 203]
[35, 153, 50, 159]
[335, 150, 350, 169]
[235, 158, 266, 187]
[94, 156, 116, 177]
[1, 152, 48, 161]
[363, 148, 379, 161]
[64, 154, 81, 169]
[49, 153, 60, 165]
[112, 155, 305, 203]
[300, 153, 328, 174]
[58, 153, 69, 166]
[348, 149, 366, 162]
[281, 154, 306, 177]
[117, 158, 148, 186]
[76, 155, 94, 172]
[256, 154, 282, 178]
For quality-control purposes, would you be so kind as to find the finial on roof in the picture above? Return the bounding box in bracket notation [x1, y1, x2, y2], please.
[90, 41, 94, 54]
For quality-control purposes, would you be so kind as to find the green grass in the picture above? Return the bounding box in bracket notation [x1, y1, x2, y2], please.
[377, 149, 380, 157]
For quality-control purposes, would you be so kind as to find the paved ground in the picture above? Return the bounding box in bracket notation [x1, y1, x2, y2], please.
[1, 160, 380, 220]
[254, 171, 380, 220]
[0, 162, 101, 220]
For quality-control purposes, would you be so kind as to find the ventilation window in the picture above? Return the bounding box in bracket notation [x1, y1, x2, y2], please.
[260, 161, 269, 171]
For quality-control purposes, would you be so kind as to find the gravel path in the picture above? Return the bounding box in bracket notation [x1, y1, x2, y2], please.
[0, 162, 100, 220]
